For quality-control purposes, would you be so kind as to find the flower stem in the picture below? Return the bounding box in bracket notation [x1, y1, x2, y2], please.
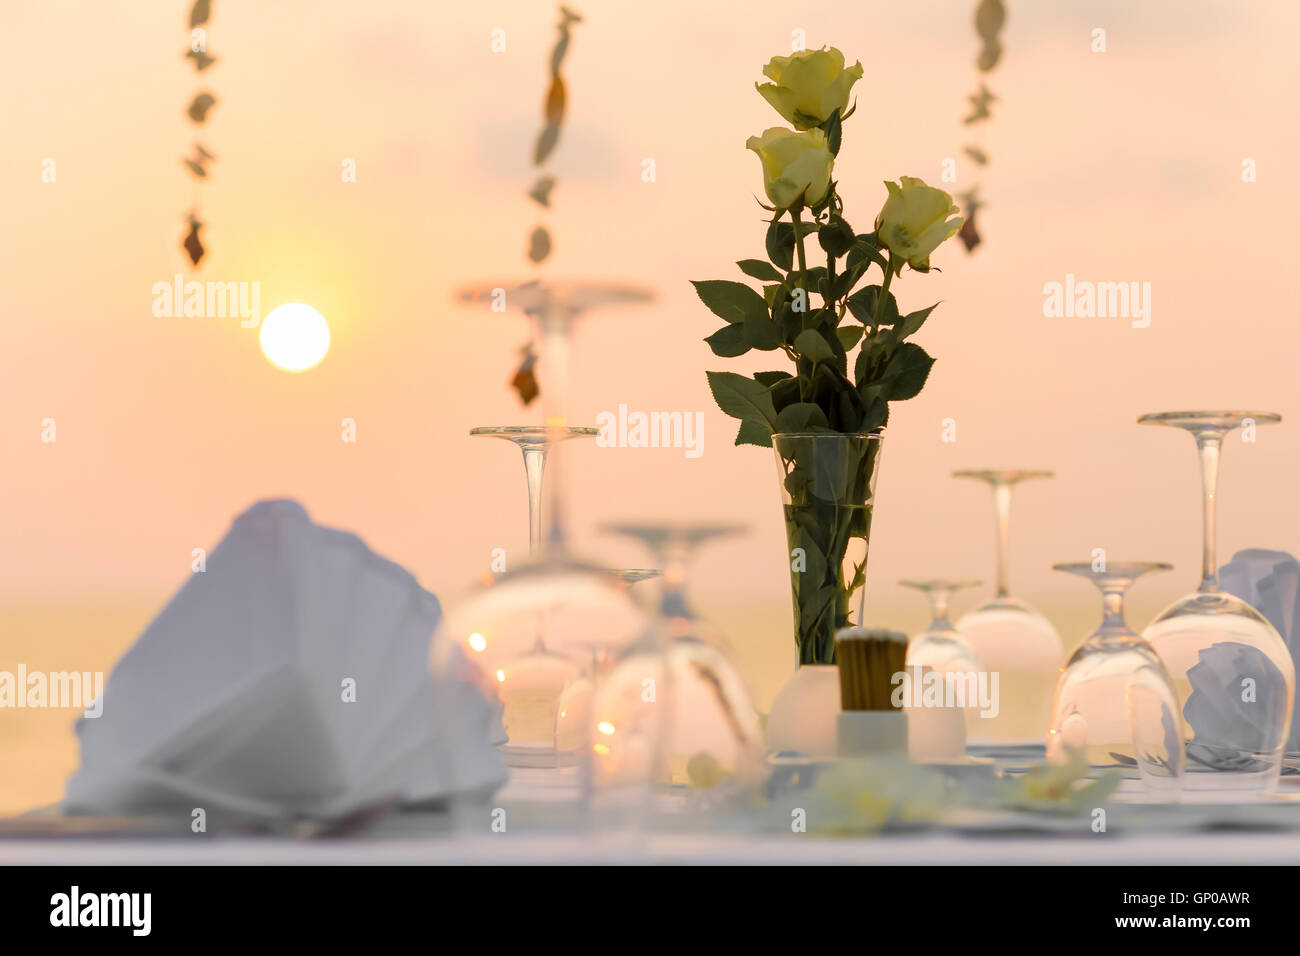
[790, 206, 811, 402]
[790, 206, 808, 283]
[871, 252, 895, 335]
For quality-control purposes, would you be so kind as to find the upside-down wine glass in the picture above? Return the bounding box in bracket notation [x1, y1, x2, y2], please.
[460, 279, 654, 552]
[901, 578, 982, 731]
[1048, 561, 1183, 799]
[470, 425, 598, 560]
[953, 470, 1062, 744]
[601, 522, 746, 642]
[454, 281, 655, 767]
[1138, 410, 1293, 793]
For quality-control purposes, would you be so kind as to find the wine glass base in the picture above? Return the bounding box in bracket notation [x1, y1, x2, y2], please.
[1177, 767, 1280, 793]
[458, 279, 655, 320]
[471, 425, 599, 447]
[1137, 410, 1281, 432]
[499, 742, 563, 768]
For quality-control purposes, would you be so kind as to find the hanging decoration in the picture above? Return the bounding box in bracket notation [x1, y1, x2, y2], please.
[956, 0, 1006, 253]
[509, 5, 583, 406]
[181, 0, 219, 267]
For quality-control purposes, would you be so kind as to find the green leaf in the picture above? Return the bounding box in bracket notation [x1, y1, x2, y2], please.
[775, 402, 829, 433]
[827, 322, 849, 377]
[785, 468, 811, 498]
[736, 419, 773, 447]
[854, 334, 892, 387]
[765, 219, 819, 272]
[738, 259, 783, 282]
[817, 216, 855, 258]
[798, 266, 828, 289]
[896, 303, 938, 340]
[793, 328, 834, 364]
[754, 370, 793, 388]
[846, 285, 899, 327]
[704, 323, 749, 357]
[775, 299, 801, 344]
[836, 325, 864, 350]
[766, 220, 795, 272]
[829, 376, 866, 432]
[820, 109, 843, 156]
[860, 395, 888, 432]
[846, 234, 887, 273]
[770, 376, 802, 414]
[877, 342, 935, 400]
[691, 280, 767, 325]
[742, 311, 783, 351]
[706, 370, 778, 426]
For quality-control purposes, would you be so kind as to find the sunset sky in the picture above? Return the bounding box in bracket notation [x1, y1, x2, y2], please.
[3, 0, 1300, 809]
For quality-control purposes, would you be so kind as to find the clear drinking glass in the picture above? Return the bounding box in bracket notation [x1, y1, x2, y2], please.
[470, 425, 599, 558]
[429, 558, 654, 770]
[601, 522, 745, 642]
[587, 633, 764, 803]
[901, 579, 982, 732]
[953, 469, 1062, 743]
[901, 578, 982, 676]
[1049, 561, 1183, 799]
[1138, 410, 1294, 793]
[460, 280, 654, 551]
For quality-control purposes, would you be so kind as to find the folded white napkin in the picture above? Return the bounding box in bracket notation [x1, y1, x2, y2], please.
[1220, 548, 1300, 752]
[64, 500, 506, 827]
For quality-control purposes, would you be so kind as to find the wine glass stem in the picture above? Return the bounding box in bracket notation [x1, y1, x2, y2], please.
[521, 444, 548, 559]
[927, 587, 952, 628]
[535, 309, 573, 549]
[1101, 588, 1127, 630]
[536, 310, 572, 428]
[1195, 433, 1222, 591]
[660, 543, 692, 619]
[992, 482, 1013, 598]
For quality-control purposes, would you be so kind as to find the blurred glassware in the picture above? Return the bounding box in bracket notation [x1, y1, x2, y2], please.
[587, 632, 764, 814]
[901, 578, 982, 733]
[460, 279, 654, 550]
[471, 425, 598, 558]
[601, 522, 745, 641]
[1048, 561, 1183, 800]
[552, 570, 662, 761]
[1220, 549, 1300, 764]
[1138, 410, 1294, 793]
[901, 578, 982, 677]
[429, 557, 654, 774]
[953, 469, 1062, 744]
[612, 568, 663, 587]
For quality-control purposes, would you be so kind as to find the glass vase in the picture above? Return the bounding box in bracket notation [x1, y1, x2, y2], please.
[772, 432, 883, 666]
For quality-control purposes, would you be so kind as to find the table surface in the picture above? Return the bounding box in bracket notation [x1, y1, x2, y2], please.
[5, 829, 1300, 865]
[9, 765, 1300, 865]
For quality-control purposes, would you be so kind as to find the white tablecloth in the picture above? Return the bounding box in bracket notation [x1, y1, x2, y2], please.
[8, 765, 1300, 864]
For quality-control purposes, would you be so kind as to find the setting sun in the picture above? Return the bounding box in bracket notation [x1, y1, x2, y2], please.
[259, 303, 331, 372]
